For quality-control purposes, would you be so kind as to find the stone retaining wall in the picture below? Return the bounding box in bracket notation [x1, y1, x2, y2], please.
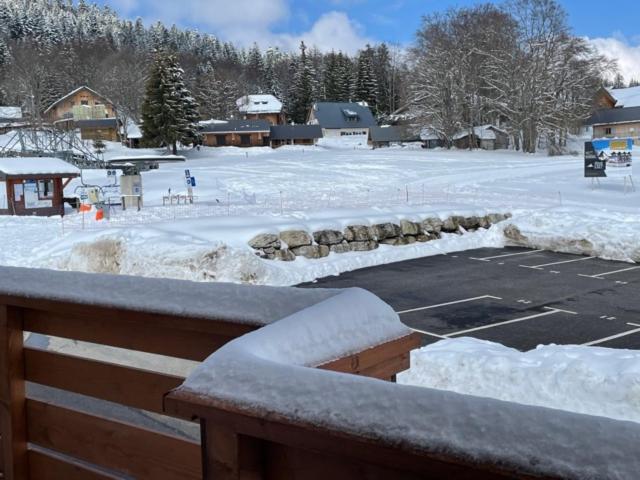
[249, 213, 511, 261]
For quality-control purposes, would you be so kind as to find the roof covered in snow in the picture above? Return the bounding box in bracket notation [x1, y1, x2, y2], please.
[0, 107, 22, 120]
[200, 119, 271, 134]
[420, 127, 441, 141]
[43, 86, 114, 114]
[310, 102, 377, 129]
[587, 106, 640, 126]
[0, 157, 80, 177]
[270, 124, 323, 140]
[453, 125, 506, 141]
[609, 86, 640, 108]
[236, 95, 283, 114]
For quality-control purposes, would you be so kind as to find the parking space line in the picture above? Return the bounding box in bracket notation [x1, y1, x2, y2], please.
[579, 266, 640, 279]
[582, 327, 640, 346]
[445, 307, 577, 337]
[519, 257, 595, 270]
[396, 295, 502, 315]
[470, 249, 544, 262]
[409, 327, 447, 340]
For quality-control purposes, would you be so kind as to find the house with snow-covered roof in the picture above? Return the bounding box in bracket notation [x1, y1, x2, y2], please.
[236, 94, 285, 125]
[307, 102, 377, 138]
[453, 125, 509, 150]
[589, 86, 640, 144]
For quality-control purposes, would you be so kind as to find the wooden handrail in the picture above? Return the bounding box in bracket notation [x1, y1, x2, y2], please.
[0, 267, 418, 479]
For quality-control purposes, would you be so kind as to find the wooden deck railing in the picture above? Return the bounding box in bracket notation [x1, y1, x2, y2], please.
[0, 267, 419, 479]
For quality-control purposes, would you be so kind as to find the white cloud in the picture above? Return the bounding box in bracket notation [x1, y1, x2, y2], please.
[588, 36, 640, 82]
[111, 0, 372, 54]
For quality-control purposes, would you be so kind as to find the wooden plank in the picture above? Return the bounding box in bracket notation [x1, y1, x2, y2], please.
[358, 351, 410, 381]
[318, 333, 420, 376]
[0, 305, 28, 480]
[24, 347, 185, 416]
[23, 308, 249, 361]
[28, 448, 122, 480]
[27, 399, 201, 480]
[166, 391, 545, 480]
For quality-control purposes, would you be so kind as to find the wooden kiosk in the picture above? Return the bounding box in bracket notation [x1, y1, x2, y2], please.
[0, 157, 80, 216]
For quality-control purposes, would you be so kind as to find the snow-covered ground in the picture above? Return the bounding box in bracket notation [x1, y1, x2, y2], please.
[1, 138, 638, 284]
[398, 337, 640, 424]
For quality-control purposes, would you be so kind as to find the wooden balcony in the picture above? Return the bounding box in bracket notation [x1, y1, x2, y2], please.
[2, 266, 638, 479]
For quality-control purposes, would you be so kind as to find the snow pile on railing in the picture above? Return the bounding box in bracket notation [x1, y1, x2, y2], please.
[182, 289, 640, 479]
[398, 337, 640, 424]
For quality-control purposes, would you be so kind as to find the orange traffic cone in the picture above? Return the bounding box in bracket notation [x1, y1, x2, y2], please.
[79, 203, 92, 213]
[95, 209, 104, 221]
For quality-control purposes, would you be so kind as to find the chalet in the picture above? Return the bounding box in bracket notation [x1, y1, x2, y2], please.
[307, 102, 377, 138]
[43, 86, 119, 141]
[589, 86, 640, 144]
[270, 125, 323, 148]
[453, 125, 509, 150]
[200, 120, 271, 147]
[0, 106, 28, 134]
[0, 157, 79, 216]
[236, 94, 285, 125]
[587, 107, 640, 143]
[420, 127, 445, 149]
[368, 126, 420, 148]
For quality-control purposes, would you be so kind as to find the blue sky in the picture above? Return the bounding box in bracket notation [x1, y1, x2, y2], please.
[97, 0, 640, 77]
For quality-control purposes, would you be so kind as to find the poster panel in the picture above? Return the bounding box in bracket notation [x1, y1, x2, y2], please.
[590, 138, 633, 178]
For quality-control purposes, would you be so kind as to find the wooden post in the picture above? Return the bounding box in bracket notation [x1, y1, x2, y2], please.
[0, 305, 28, 480]
[201, 420, 264, 480]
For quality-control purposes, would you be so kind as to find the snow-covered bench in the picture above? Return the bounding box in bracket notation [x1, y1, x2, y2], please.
[166, 288, 640, 480]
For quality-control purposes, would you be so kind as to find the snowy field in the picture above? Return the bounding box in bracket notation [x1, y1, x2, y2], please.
[1, 139, 638, 285]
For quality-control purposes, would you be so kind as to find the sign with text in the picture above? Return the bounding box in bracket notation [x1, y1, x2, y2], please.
[586, 139, 634, 178]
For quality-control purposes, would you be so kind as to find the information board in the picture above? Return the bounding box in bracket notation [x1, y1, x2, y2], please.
[586, 138, 634, 178]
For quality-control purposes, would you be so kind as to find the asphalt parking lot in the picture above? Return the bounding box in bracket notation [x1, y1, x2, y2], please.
[302, 247, 640, 351]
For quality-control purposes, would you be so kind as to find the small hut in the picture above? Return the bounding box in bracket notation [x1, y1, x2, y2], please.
[0, 157, 80, 216]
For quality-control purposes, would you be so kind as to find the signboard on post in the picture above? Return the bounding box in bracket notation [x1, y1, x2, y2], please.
[586, 139, 633, 178]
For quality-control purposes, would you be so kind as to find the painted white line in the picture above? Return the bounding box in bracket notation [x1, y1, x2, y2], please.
[519, 257, 595, 269]
[396, 295, 502, 315]
[582, 328, 640, 346]
[628, 323, 640, 328]
[543, 306, 578, 315]
[470, 249, 544, 261]
[580, 266, 640, 279]
[409, 327, 446, 339]
[445, 308, 570, 337]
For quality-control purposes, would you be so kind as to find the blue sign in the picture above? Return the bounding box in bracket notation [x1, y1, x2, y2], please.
[190, 177, 196, 187]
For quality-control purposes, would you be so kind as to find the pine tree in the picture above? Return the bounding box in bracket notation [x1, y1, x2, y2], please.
[288, 41, 315, 124]
[353, 44, 378, 110]
[245, 43, 265, 92]
[323, 51, 341, 101]
[628, 78, 640, 88]
[141, 51, 200, 154]
[612, 72, 625, 89]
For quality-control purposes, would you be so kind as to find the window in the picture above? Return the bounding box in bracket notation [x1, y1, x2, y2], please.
[38, 179, 55, 199]
[240, 134, 251, 146]
[81, 100, 89, 106]
[605, 127, 612, 135]
[216, 135, 227, 146]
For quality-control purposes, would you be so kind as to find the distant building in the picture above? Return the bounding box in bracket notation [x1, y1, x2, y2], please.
[420, 128, 445, 149]
[307, 102, 377, 138]
[43, 86, 119, 141]
[453, 125, 509, 150]
[368, 126, 420, 148]
[0, 157, 80, 217]
[589, 86, 640, 144]
[587, 107, 640, 143]
[200, 120, 271, 147]
[236, 95, 285, 125]
[270, 125, 323, 148]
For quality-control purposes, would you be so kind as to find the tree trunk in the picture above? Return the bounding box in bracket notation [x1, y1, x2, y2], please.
[172, 141, 178, 155]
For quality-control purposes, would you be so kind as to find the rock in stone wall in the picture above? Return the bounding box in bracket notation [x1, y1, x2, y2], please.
[249, 212, 510, 261]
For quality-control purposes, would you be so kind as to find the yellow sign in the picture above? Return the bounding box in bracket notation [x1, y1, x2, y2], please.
[610, 140, 629, 150]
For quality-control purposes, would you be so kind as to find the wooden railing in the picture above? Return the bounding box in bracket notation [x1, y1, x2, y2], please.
[0, 267, 419, 479]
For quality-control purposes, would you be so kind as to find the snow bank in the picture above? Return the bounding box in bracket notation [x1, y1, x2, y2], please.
[398, 338, 640, 424]
[181, 289, 640, 480]
[503, 207, 640, 262]
[30, 206, 507, 285]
